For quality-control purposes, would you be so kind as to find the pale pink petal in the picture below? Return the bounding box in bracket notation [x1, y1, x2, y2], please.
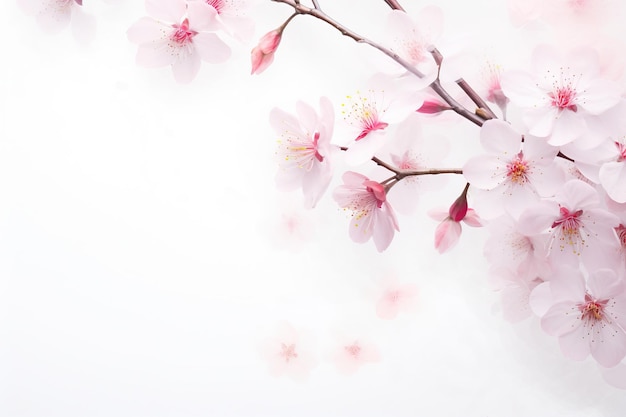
[548, 109, 586, 146]
[36, 3, 73, 33]
[590, 321, 626, 368]
[462, 209, 483, 227]
[500, 70, 547, 108]
[146, 0, 187, 23]
[600, 162, 626, 203]
[463, 154, 507, 190]
[344, 131, 386, 166]
[480, 119, 522, 155]
[579, 78, 622, 114]
[541, 302, 581, 337]
[135, 41, 176, 68]
[171, 48, 202, 83]
[558, 324, 592, 361]
[187, 1, 221, 31]
[193, 32, 231, 63]
[127, 17, 166, 44]
[434, 219, 461, 253]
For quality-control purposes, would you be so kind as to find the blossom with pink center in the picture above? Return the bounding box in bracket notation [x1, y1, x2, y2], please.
[463, 119, 562, 218]
[375, 278, 418, 320]
[329, 337, 381, 375]
[340, 79, 423, 166]
[271, 97, 335, 209]
[428, 185, 482, 253]
[518, 179, 620, 270]
[500, 45, 621, 147]
[127, 0, 231, 83]
[539, 267, 626, 368]
[259, 321, 317, 381]
[333, 172, 399, 252]
[201, 0, 254, 41]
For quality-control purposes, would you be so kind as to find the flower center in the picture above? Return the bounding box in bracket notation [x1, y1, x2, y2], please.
[344, 343, 361, 358]
[506, 151, 530, 184]
[280, 343, 298, 363]
[549, 86, 577, 111]
[579, 294, 607, 321]
[364, 180, 387, 208]
[342, 92, 389, 141]
[551, 206, 583, 235]
[171, 18, 197, 45]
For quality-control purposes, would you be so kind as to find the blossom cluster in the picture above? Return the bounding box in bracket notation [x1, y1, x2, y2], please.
[18, 0, 626, 390]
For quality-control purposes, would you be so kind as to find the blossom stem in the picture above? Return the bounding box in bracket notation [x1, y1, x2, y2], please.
[272, 0, 485, 127]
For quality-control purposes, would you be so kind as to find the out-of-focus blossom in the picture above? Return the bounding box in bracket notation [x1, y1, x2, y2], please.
[17, 0, 95, 40]
[127, 0, 231, 83]
[333, 172, 399, 252]
[375, 275, 419, 320]
[259, 322, 317, 381]
[329, 337, 381, 375]
[271, 97, 335, 208]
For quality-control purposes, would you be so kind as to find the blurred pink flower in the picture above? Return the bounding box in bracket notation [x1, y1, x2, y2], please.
[333, 172, 399, 252]
[329, 337, 381, 375]
[17, 0, 91, 36]
[271, 97, 335, 208]
[127, 0, 231, 83]
[259, 322, 317, 381]
[375, 280, 418, 320]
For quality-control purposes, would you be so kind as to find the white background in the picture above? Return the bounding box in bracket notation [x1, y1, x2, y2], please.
[1, 0, 626, 416]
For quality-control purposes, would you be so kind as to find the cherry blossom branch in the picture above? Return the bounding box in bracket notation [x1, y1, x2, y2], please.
[272, 0, 486, 127]
[383, 0, 405, 12]
[456, 78, 497, 120]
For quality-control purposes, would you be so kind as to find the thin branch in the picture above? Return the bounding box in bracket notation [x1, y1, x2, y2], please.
[272, 0, 485, 127]
[383, 0, 405, 11]
[456, 78, 497, 120]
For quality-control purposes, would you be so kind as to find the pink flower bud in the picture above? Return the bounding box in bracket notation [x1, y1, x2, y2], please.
[448, 186, 469, 222]
[251, 29, 282, 75]
[416, 99, 450, 114]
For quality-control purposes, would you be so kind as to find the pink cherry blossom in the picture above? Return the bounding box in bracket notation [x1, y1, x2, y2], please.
[329, 337, 381, 375]
[251, 28, 282, 75]
[271, 97, 335, 209]
[127, 0, 231, 84]
[340, 77, 423, 166]
[501, 45, 622, 147]
[540, 267, 626, 368]
[463, 119, 562, 219]
[259, 322, 317, 381]
[333, 172, 399, 252]
[428, 185, 482, 253]
[375, 278, 418, 320]
[517, 179, 620, 271]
